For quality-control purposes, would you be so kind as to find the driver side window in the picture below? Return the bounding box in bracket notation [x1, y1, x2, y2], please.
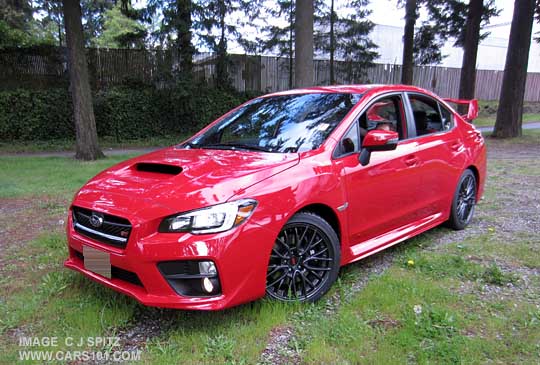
[337, 95, 405, 156]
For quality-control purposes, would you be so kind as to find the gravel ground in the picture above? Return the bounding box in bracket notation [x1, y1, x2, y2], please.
[1, 137, 538, 364]
[257, 137, 540, 364]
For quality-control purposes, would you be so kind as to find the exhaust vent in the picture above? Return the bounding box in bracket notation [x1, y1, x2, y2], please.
[135, 163, 182, 175]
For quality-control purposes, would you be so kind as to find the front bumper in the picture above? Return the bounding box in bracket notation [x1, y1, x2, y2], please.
[64, 211, 278, 310]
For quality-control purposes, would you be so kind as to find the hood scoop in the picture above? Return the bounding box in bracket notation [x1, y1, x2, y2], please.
[134, 163, 182, 175]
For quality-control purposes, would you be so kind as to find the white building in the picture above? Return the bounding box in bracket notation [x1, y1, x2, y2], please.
[369, 23, 540, 72]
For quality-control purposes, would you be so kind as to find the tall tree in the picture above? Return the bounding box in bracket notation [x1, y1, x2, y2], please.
[62, 0, 104, 160]
[260, 0, 295, 88]
[329, 0, 335, 83]
[94, 4, 146, 48]
[176, 0, 193, 74]
[82, 0, 114, 45]
[401, 0, 417, 84]
[295, 0, 314, 87]
[492, 0, 536, 138]
[315, 0, 378, 84]
[194, 0, 260, 88]
[412, 0, 499, 110]
[458, 0, 483, 112]
[147, 0, 194, 74]
[37, 0, 65, 46]
[0, 0, 56, 47]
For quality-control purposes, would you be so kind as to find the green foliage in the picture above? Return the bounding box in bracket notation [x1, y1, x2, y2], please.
[413, 0, 500, 65]
[0, 88, 74, 140]
[0, 86, 255, 142]
[94, 4, 146, 48]
[0, 18, 56, 48]
[315, 0, 378, 82]
[482, 264, 517, 286]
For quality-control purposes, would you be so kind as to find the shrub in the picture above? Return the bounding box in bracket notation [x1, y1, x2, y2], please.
[0, 86, 256, 141]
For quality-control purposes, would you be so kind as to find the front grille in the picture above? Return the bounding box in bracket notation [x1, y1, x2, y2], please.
[72, 206, 132, 248]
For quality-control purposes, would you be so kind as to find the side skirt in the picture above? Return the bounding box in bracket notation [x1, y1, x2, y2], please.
[345, 212, 444, 265]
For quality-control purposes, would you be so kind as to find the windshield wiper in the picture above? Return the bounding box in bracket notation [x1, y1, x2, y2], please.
[200, 142, 274, 152]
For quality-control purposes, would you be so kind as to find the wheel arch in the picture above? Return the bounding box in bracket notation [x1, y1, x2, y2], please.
[465, 165, 480, 201]
[296, 203, 342, 244]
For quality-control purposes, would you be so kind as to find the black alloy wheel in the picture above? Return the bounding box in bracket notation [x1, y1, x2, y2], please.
[266, 212, 340, 302]
[448, 169, 477, 230]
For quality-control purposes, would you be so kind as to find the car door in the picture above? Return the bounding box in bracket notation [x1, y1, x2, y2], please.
[404, 92, 468, 218]
[333, 93, 426, 251]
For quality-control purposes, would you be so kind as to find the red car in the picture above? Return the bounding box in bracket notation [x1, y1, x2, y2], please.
[65, 85, 486, 310]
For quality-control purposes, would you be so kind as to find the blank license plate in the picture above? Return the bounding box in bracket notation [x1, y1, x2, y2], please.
[83, 245, 111, 279]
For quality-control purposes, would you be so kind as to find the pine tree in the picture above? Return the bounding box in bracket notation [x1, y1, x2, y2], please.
[413, 0, 499, 66]
[315, 0, 378, 84]
[260, 0, 296, 88]
[193, 0, 261, 88]
[146, 0, 194, 74]
[95, 4, 146, 48]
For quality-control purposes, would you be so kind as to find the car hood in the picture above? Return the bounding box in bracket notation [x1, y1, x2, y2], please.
[74, 147, 299, 217]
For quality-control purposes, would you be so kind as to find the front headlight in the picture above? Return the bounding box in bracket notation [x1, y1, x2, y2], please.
[158, 199, 258, 234]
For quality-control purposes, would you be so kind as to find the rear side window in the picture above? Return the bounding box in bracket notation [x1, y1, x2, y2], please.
[439, 104, 454, 131]
[409, 94, 452, 136]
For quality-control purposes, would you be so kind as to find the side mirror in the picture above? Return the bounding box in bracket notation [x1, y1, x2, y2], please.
[359, 130, 399, 166]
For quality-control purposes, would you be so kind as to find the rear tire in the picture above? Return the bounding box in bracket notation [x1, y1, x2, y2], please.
[265, 212, 340, 302]
[447, 169, 477, 230]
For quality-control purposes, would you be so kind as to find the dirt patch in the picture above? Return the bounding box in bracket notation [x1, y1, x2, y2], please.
[367, 318, 401, 330]
[0, 196, 68, 275]
[259, 326, 300, 365]
[487, 140, 540, 160]
[114, 307, 178, 352]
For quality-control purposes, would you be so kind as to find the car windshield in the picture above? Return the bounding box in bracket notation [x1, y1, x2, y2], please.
[183, 93, 363, 153]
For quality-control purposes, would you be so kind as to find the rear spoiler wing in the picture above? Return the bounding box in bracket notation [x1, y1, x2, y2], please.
[442, 98, 479, 123]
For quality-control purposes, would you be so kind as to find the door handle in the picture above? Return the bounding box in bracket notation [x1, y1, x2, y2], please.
[404, 155, 419, 166]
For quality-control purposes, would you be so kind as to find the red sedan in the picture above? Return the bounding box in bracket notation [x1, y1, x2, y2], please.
[64, 85, 486, 310]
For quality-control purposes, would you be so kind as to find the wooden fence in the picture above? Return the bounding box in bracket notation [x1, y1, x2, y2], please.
[2, 46, 540, 101]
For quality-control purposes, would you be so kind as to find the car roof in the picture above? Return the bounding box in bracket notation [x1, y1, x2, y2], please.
[264, 84, 433, 97]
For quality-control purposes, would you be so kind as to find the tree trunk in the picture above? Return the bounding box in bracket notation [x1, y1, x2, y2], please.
[177, 0, 193, 75]
[401, 0, 416, 85]
[492, 0, 535, 138]
[458, 0, 483, 114]
[295, 0, 314, 88]
[216, 0, 229, 88]
[329, 0, 335, 84]
[62, 0, 103, 160]
[288, 0, 294, 89]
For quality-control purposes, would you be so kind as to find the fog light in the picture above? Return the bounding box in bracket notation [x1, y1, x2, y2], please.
[199, 261, 216, 275]
[202, 277, 214, 293]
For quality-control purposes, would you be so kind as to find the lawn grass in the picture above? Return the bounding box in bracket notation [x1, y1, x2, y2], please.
[0, 135, 186, 154]
[0, 130, 539, 364]
[0, 230, 301, 364]
[0, 154, 138, 198]
[474, 113, 540, 127]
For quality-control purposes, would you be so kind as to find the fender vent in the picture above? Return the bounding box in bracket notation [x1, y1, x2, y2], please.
[135, 163, 182, 175]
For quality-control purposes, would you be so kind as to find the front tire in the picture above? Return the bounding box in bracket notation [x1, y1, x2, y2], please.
[265, 212, 340, 302]
[448, 169, 477, 230]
